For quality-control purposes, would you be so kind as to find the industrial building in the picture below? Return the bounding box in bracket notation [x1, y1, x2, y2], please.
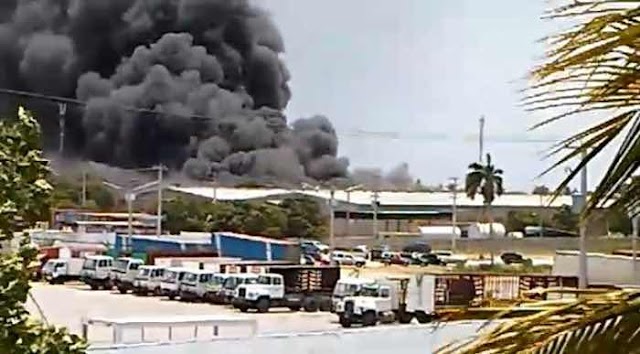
[165, 186, 610, 237]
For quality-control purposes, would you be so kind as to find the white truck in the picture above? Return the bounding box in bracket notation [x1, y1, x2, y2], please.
[214, 273, 260, 304]
[331, 277, 378, 312]
[111, 257, 144, 294]
[178, 269, 217, 302]
[202, 273, 230, 303]
[133, 265, 166, 296]
[160, 267, 189, 300]
[41, 258, 84, 284]
[80, 255, 114, 290]
[232, 266, 340, 313]
[334, 274, 436, 327]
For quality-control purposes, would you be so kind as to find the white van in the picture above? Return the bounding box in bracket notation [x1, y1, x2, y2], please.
[133, 265, 165, 296]
[81, 255, 114, 290]
[179, 270, 217, 302]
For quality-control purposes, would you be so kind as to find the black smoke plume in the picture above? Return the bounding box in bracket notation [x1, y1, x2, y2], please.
[0, 0, 348, 183]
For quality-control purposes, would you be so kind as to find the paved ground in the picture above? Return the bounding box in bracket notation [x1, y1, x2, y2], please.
[26, 282, 341, 344]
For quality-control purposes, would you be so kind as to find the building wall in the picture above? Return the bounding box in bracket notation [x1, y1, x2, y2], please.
[333, 206, 608, 238]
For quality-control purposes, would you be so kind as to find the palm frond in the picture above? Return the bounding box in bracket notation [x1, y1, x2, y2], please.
[526, 0, 640, 216]
[436, 290, 640, 354]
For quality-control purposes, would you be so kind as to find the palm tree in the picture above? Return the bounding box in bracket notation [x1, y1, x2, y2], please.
[465, 153, 504, 264]
[524, 0, 640, 216]
[436, 290, 640, 354]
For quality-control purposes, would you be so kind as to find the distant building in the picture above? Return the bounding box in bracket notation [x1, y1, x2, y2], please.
[51, 209, 159, 235]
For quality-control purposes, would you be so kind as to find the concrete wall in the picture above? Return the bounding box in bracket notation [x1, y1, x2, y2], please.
[552, 252, 640, 286]
[88, 321, 491, 354]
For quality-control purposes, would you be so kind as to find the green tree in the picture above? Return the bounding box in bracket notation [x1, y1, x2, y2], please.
[532, 185, 551, 195]
[608, 208, 632, 235]
[0, 107, 86, 353]
[505, 211, 537, 233]
[551, 205, 579, 233]
[465, 153, 504, 264]
[280, 197, 328, 239]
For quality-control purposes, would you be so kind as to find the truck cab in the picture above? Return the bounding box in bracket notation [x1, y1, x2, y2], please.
[233, 274, 285, 312]
[111, 257, 144, 294]
[81, 255, 114, 290]
[179, 270, 216, 302]
[335, 282, 396, 327]
[332, 277, 375, 311]
[160, 267, 188, 300]
[217, 273, 259, 304]
[133, 265, 165, 296]
[202, 273, 229, 303]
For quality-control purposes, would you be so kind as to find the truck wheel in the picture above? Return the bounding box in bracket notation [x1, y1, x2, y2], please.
[362, 311, 377, 327]
[415, 311, 433, 324]
[90, 283, 99, 290]
[118, 286, 127, 294]
[339, 316, 352, 328]
[168, 294, 175, 300]
[238, 305, 249, 313]
[397, 312, 413, 324]
[303, 298, 319, 312]
[256, 298, 270, 313]
[288, 305, 301, 312]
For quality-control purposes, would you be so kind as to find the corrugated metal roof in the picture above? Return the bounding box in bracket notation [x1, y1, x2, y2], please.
[214, 232, 297, 245]
[169, 186, 587, 208]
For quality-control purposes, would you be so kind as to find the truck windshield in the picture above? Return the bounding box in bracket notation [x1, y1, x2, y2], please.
[43, 261, 56, 272]
[209, 275, 225, 285]
[361, 286, 380, 297]
[334, 283, 362, 297]
[164, 270, 178, 283]
[183, 273, 198, 285]
[137, 268, 150, 278]
[82, 259, 96, 270]
[113, 259, 128, 273]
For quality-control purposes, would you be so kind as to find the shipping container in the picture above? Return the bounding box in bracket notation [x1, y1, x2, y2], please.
[212, 232, 300, 262]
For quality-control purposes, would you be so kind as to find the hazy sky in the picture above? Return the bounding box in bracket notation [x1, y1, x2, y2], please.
[263, 0, 612, 192]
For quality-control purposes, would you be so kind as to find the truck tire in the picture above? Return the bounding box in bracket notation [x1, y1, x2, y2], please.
[415, 311, 433, 324]
[339, 316, 352, 328]
[256, 298, 270, 313]
[397, 311, 413, 324]
[362, 311, 377, 327]
[90, 283, 99, 290]
[168, 293, 176, 300]
[303, 298, 319, 312]
[118, 286, 127, 294]
[288, 305, 301, 312]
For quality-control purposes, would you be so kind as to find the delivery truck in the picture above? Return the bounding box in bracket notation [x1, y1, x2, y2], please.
[232, 265, 340, 313]
[334, 274, 436, 328]
[41, 258, 84, 284]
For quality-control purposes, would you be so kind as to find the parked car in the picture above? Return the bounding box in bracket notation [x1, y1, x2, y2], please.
[381, 252, 410, 266]
[300, 240, 329, 252]
[430, 250, 467, 265]
[501, 252, 527, 265]
[418, 253, 445, 266]
[331, 251, 366, 267]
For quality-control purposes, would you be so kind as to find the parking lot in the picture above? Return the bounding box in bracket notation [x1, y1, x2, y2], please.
[26, 282, 341, 344]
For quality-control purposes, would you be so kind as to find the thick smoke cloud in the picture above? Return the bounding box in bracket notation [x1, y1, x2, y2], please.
[352, 163, 416, 190]
[0, 0, 348, 183]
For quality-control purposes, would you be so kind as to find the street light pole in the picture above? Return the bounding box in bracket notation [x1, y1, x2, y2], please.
[126, 192, 135, 253]
[450, 177, 458, 251]
[156, 165, 163, 236]
[372, 191, 380, 243]
[578, 148, 588, 289]
[58, 103, 66, 155]
[329, 188, 335, 255]
[632, 214, 639, 284]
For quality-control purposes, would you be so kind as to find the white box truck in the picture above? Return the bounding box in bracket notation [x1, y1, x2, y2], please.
[334, 274, 436, 327]
[41, 258, 84, 284]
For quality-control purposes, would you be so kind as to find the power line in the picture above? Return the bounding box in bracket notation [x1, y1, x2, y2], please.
[0, 87, 217, 121]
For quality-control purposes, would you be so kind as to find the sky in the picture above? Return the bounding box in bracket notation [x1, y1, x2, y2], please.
[262, 0, 614, 192]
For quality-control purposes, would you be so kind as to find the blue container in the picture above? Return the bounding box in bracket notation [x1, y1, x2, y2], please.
[115, 234, 213, 254]
[212, 232, 300, 261]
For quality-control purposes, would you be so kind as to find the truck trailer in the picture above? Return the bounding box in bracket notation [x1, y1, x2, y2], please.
[232, 265, 340, 313]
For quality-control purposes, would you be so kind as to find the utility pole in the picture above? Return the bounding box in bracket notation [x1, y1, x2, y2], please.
[81, 169, 87, 208]
[578, 148, 588, 289]
[631, 213, 639, 284]
[156, 165, 163, 237]
[58, 103, 67, 155]
[126, 192, 135, 253]
[479, 115, 485, 163]
[450, 177, 458, 251]
[329, 188, 336, 257]
[345, 190, 351, 237]
[372, 190, 380, 243]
